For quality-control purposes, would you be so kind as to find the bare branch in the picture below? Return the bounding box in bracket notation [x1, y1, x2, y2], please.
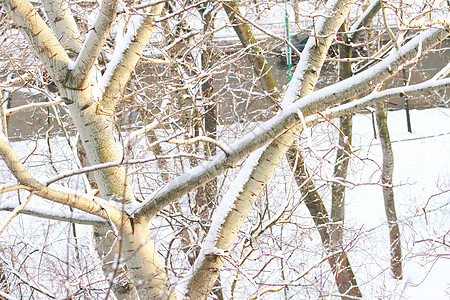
[5, 99, 63, 116]
[223, 0, 281, 102]
[0, 192, 34, 235]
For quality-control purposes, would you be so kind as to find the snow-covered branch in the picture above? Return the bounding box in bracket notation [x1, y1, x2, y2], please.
[0, 133, 129, 227]
[0, 73, 31, 89]
[349, 0, 381, 43]
[69, 0, 118, 88]
[44, 153, 203, 185]
[97, 3, 165, 116]
[0, 201, 107, 225]
[183, 0, 358, 294]
[132, 26, 450, 221]
[432, 61, 450, 80]
[308, 77, 450, 126]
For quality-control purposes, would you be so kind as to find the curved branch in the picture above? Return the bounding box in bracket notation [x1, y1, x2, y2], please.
[0, 133, 128, 226]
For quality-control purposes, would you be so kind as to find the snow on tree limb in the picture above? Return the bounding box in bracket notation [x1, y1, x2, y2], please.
[0, 133, 129, 226]
[97, 3, 165, 116]
[132, 26, 450, 221]
[0, 201, 107, 225]
[349, 0, 381, 42]
[308, 77, 450, 126]
[183, 0, 358, 295]
[69, 0, 118, 88]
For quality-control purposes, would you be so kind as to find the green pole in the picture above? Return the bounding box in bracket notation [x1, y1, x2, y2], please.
[285, 1, 292, 81]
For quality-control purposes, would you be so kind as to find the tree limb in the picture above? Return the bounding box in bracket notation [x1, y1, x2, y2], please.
[69, 0, 118, 88]
[42, 0, 82, 57]
[132, 26, 450, 221]
[0, 133, 127, 226]
[1, 0, 70, 82]
[182, 0, 358, 295]
[0, 202, 107, 225]
[97, 3, 165, 116]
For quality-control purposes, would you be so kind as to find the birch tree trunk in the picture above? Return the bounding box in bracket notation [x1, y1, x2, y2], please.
[1, 1, 171, 298]
[375, 102, 403, 279]
[1, 0, 447, 298]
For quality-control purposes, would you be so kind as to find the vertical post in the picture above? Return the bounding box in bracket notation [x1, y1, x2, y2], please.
[402, 69, 412, 132]
[285, 1, 292, 81]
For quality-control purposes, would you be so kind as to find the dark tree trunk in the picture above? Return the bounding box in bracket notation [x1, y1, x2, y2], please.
[375, 102, 403, 279]
[287, 149, 362, 299]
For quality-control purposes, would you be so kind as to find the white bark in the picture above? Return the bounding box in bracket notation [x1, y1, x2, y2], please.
[0, 202, 107, 225]
[2, 0, 449, 297]
[1, 1, 170, 298]
[42, 0, 82, 57]
[135, 26, 449, 297]
[2, 0, 70, 82]
[97, 3, 165, 116]
[69, 0, 118, 88]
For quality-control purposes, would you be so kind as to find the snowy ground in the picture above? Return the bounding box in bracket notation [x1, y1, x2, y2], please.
[0, 107, 449, 299]
[216, 107, 450, 299]
[295, 107, 450, 299]
[346, 108, 450, 299]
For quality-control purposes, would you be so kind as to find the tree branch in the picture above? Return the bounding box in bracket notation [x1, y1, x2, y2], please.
[183, 0, 358, 295]
[0, 133, 128, 227]
[0, 201, 107, 225]
[1, 0, 70, 82]
[349, 0, 381, 44]
[132, 26, 450, 221]
[97, 3, 165, 116]
[223, 0, 281, 103]
[42, 0, 82, 58]
[69, 0, 118, 88]
[5, 99, 63, 116]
